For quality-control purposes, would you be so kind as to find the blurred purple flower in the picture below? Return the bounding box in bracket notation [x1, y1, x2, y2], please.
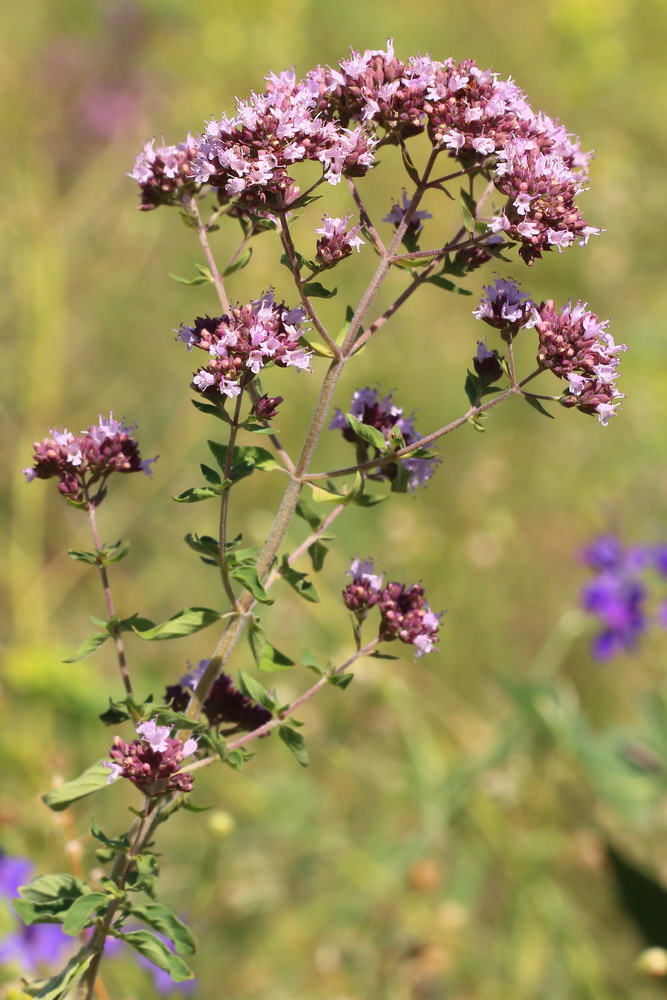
[581, 535, 654, 659]
[0, 852, 73, 974]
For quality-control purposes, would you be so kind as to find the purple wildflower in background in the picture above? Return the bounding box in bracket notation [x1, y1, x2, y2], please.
[165, 662, 272, 735]
[330, 387, 439, 490]
[0, 853, 72, 974]
[343, 560, 442, 656]
[22, 413, 155, 504]
[581, 536, 648, 660]
[105, 718, 199, 795]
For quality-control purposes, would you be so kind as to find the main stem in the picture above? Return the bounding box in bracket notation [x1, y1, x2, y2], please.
[86, 503, 133, 697]
[188, 151, 440, 720]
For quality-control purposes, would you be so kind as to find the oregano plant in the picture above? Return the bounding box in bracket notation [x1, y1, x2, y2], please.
[13, 40, 623, 998]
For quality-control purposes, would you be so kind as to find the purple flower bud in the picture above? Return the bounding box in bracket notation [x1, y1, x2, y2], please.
[473, 278, 534, 331]
[473, 341, 503, 385]
[250, 393, 284, 421]
[129, 138, 198, 211]
[382, 190, 432, 237]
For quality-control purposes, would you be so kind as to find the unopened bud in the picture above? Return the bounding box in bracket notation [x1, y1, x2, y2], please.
[250, 394, 284, 421]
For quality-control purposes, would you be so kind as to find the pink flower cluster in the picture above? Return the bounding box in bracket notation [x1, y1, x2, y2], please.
[105, 719, 199, 796]
[474, 279, 627, 425]
[330, 387, 438, 490]
[343, 558, 442, 657]
[193, 69, 376, 211]
[315, 214, 365, 265]
[177, 291, 311, 398]
[131, 42, 598, 263]
[22, 414, 155, 504]
[129, 138, 198, 211]
[533, 299, 627, 425]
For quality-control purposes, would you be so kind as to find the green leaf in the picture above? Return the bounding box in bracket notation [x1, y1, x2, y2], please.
[426, 274, 472, 296]
[344, 413, 387, 451]
[179, 210, 199, 230]
[62, 892, 110, 936]
[301, 648, 324, 675]
[295, 499, 323, 530]
[258, 642, 295, 673]
[152, 709, 203, 730]
[223, 246, 252, 277]
[67, 548, 98, 565]
[303, 281, 337, 299]
[247, 616, 266, 665]
[390, 463, 412, 494]
[132, 607, 222, 641]
[336, 304, 355, 346]
[168, 270, 212, 286]
[117, 929, 194, 982]
[125, 853, 160, 892]
[125, 902, 196, 955]
[524, 395, 555, 419]
[42, 761, 111, 812]
[278, 557, 320, 602]
[208, 441, 280, 482]
[308, 539, 329, 572]
[464, 370, 481, 407]
[191, 398, 229, 422]
[16, 874, 90, 925]
[90, 819, 129, 851]
[329, 672, 354, 690]
[460, 187, 476, 232]
[63, 631, 109, 663]
[200, 463, 222, 485]
[24, 948, 92, 999]
[279, 725, 309, 766]
[184, 532, 221, 561]
[172, 484, 225, 503]
[238, 670, 276, 712]
[309, 472, 364, 505]
[229, 563, 273, 605]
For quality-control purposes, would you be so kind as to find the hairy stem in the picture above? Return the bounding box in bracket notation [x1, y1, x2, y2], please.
[217, 389, 245, 610]
[189, 152, 440, 718]
[191, 199, 230, 315]
[86, 503, 133, 697]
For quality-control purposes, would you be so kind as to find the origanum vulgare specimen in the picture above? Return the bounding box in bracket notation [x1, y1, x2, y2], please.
[17, 41, 622, 997]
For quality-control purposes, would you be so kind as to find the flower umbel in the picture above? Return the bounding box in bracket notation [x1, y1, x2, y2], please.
[22, 414, 155, 505]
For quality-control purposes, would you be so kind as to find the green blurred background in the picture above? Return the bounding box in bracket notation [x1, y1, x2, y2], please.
[3, 0, 667, 996]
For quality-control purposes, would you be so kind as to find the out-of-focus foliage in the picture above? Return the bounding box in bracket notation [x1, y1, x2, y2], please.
[2, 1, 667, 997]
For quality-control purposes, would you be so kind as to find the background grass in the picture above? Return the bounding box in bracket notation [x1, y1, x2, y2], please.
[3, 1, 667, 997]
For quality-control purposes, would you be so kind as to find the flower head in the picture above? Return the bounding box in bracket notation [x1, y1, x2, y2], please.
[315, 214, 365, 265]
[178, 292, 311, 398]
[130, 138, 198, 211]
[382, 190, 432, 237]
[343, 561, 442, 656]
[22, 414, 155, 505]
[533, 299, 627, 424]
[165, 662, 272, 735]
[105, 718, 199, 796]
[473, 278, 534, 330]
[330, 387, 439, 491]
